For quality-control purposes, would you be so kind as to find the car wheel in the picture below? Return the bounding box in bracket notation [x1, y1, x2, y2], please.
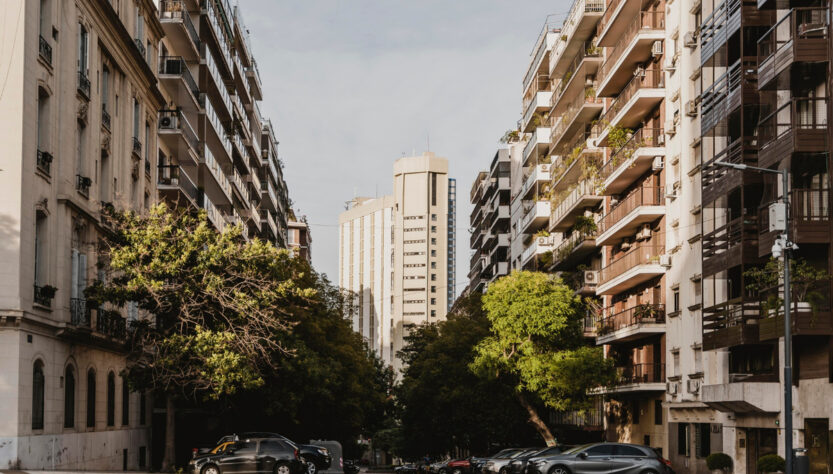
[548, 466, 570, 474]
[499, 468, 508, 474]
[202, 465, 220, 474]
[303, 457, 318, 474]
[275, 463, 292, 474]
[452, 469, 463, 474]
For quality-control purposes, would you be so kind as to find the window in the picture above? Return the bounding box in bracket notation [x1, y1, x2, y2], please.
[39, 0, 49, 35]
[71, 244, 88, 301]
[134, 7, 144, 42]
[431, 172, 437, 205]
[121, 377, 129, 425]
[139, 391, 146, 425]
[106, 372, 115, 426]
[430, 310, 436, 317]
[673, 351, 681, 377]
[430, 298, 436, 305]
[78, 24, 88, 74]
[431, 286, 436, 293]
[64, 366, 75, 428]
[431, 262, 436, 269]
[431, 238, 437, 245]
[431, 226, 437, 233]
[431, 214, 437, 221]
[76, 123, 86, 176]
[102, 66, 110, 112]
[86, 368, 96, 428]
[673, 289, 680, 312]
[654, 399, 663, 425]
[614, 446, 646, 456]
[695, 423, 711, 458]
[127, 301, 138, 322]
[585, 445, 615, 456]
[430, 250, 436, 257]
[37, 88, 49, 152]
[677, 423, 690, 456]
[32, 361, 45, 430]
[233, 441, 257, 455]
[34, 212, 47, 287]
[132, 98, 140, 140]
[259, 440, 289, 454]
[144, 121, 150, 163]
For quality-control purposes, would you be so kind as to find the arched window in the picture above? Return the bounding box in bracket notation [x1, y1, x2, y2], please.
[32, 361, 45, 430]
[106, 372, 115, 426]
[86, 368, 96, 428]
[121, 376, 129, 426]
[64, 366, 75, 428]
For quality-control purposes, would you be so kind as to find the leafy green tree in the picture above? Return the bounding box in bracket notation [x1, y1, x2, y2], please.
[396, 292, 538, 458]
[471, 271, 614, 445]
[88, 204, 313, 470]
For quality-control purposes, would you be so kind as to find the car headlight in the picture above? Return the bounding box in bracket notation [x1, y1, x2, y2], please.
[317, 448, 329, 455]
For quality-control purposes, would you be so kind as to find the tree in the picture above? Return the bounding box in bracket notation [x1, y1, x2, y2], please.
[396, 292, 538, 459]
[88, 204, 313, 470]
[471, 271, 615, 445]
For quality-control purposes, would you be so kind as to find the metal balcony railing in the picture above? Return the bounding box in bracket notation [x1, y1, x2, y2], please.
[614, 363, 665, 385]
[70, 298, 91, 327]
[158, 165, 199, 203]
[758, 97, 828, 150]
[599, 244, 664, 285]
[595, 68, 664, 135]
[596, 304, 666, 336]
[598, 186, 663, 234]
[38, 35, 52, 65]
[77, 71, 91, 99]
[159, 56, 200, 99]
[159, 0, 201, 50]
[758, 7, 829, 65]
[159, 109, 199, 151]
[599, 128, 665, 180]
[96, 310, 126, 339]
[36, 150, 53, 176]
[598, 11, 665, 85]
[33, 284, 54, 307]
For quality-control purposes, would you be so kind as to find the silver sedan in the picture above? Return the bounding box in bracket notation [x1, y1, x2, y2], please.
[527, 443, 673, 474]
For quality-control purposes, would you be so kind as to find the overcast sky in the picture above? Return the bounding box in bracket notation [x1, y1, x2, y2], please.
[244, 0, 570, 291]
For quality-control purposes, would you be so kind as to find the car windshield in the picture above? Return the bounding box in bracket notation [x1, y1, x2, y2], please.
[562, 444, 595, 455]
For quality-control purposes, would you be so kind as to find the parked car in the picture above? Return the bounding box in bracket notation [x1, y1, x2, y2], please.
[483, 448, 540, 474]
[431, 460, 451, 474]
[526, 443, 673, 474]
[207, 432, 332, 474]
[344, 459, 361, 474]
[394, 463, 419, 474]
[188, 437, 304, 474]
[508, 447, 564, 474]
[446, 458, 472, 474]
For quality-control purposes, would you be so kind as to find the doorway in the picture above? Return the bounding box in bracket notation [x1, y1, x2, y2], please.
[746, 428, 777, 474]
[805, 418, 829, 474]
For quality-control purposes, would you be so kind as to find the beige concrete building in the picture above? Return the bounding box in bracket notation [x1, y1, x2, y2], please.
[0, 0, 291, 469]
[339, 153, 453, 370]
[288, 216, 312, 263]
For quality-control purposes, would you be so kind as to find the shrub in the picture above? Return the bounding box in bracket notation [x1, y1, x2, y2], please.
[705, 453, 733, 471]
[757, 454, 785, 473]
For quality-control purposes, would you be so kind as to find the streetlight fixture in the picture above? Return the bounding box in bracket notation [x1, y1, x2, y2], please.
[714, 161, 797, 474]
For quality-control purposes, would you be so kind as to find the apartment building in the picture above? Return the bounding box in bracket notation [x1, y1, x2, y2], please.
[0, 0, 291, 469]
[288, 217, 312, 262]
[468, 149, 511, 293]
[339, 152, 454, 371]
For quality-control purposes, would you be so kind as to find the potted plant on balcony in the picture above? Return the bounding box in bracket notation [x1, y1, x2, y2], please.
[39, 285, 57, 299]
[706, 453, 733, 473]
[745, 257, 829, 324]
[634, 303, 658, 323]
[573, 215, 597, 236]
[757, 454, 785, 473]
[500, 129, 520, 143]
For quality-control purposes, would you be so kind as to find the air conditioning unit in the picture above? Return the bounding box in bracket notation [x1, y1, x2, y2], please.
[667, 382, 680, 395]
[687, 379, 701, 394]
[665, 119, 677, 135]
[537, 236, 550, 246]
[652, 40, 664, 56]
[636, 225, 652, 241]
[684, 32, 698, 48]
[652, 156, 664, 171]
[686, 100, 698, 117]
[634, 65, 646, 77]
[659, 254, 672, 267]
[620, 238, 633, 250]
[584, 270, 599, 286]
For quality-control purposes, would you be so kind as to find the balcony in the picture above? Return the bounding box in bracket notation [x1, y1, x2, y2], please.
[202, 0, 234, 76]
[203, 48, 233, 121]
[159, 1, 201, 61]
[260, 209, 277, 238]
[757, 97, 828, 169]
[38, 35, 52, 66]
[599, 363, 666, 393]
[520, 200, 552, 234]
[550, 87, 604, 149]
[550, 179, 603, 232]
[596, 186, 664, 245]
[700, 59, 758, 134]
[595, 304, 666, 344]
[522, 127, 552, 164]
[227, 166, 247, 202]
[702, 216, 759, 280]
[201, 195, 226, 233]
[701, 138, 759, 204]
[159, 56, 200, 111]
[522, 87, 553, 132]
[520, 164, 551, 200]
[33, 284, 55, 308]
[549, 0, 605, 76]
[203, 96, 233, 163]
[69, 298, 91, 328]
[600, 127, 665, 194]
[597, 12, 664, 97]
[521, 235, 556, 268]
[595, 68, 664, 143]
[158, 165, 199, 208]
[77, 71, 91, 99]
[36, 150, 53, 176]
[246, 60, 264, 101]
[523, 27, 558, 95]
[96, 310, 126, 339]
[261, 178, 278, 212]
[597, 244, 665, 295]
[158, 109, 199, 162]
[551, 231, 597, 270]
[75, 174, 91, 196]
[702, 382, 781, 413]
[757, 7, 829, 89]
[551, 43, 602, 113]
[758, 189, 830, 257]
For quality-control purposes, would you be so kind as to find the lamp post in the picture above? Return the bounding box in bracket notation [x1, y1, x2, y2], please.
[715, 161, 795, 474]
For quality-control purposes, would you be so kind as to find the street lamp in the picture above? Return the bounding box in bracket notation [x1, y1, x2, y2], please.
[715, 161, 797, 474]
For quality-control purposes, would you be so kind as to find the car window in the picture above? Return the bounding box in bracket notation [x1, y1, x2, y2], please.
[562, 444, 593, 455]
[584, 445, 615, 457]
[614, 446, 647, 457]
[539, 447, 561, 456]
[234, 441, 257, 455]
[260, 440, 288, 454]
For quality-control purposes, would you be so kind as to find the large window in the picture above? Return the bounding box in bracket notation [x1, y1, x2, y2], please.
[37, 88, 49, 151]
[106, 372, 115, 426]
[34, 212, 47, 287]
[64, 366, 75, 428]
[86, 368, 96, 428]
[102, 66, 110, 112]
[78, 24, 88, 74]
[32, 361, 45, 430]
[121, 376, 129, 426]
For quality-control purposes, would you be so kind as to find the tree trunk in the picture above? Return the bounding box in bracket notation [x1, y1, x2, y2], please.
[516, 392, 556, 446]
[160, 395, 176, 472]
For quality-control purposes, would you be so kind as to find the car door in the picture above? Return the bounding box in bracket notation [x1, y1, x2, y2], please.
[221, 441, 259, 473]
[257, 440, 288, 473]
[608, 445, 649, 474]
[575, 445, 615, 473]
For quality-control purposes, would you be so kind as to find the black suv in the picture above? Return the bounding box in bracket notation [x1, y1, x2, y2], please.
[212, 432, 332, 474]
[189, 437, 304, 474]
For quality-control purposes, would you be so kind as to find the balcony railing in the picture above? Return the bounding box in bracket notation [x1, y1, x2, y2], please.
[36, 150, 53, 176]
[159, 0, 201, 50]
[38, 35, 52, 65]
[598, 12, 665, 85]
[159, 109, 199, 151]
[75, 174, 91, 195]
[596, 0, 628, 38]
[204, 148, 233, 199]
[523, 25, 557, 91]
[158, 165, 199, 203]
[552, 230, 596, 267]
[599, 244, 664, 285]
[598, 186, 663, 234]
[33, 284, 55, 307]
[599, 128, 665, 180]
[70, 298, 91, 327]
[596, 304, 666, 336]
[613, 363, 665, 385]
[554, 42, 601, 102]
[550, 179, 599, 225]
[758, 97, 828, 150]
[551, 86, 603, 144]
[595, 68, 664, 134]
[96, 310, 126, 339]
[77, 71, 91, 99]
[159, 56, 200, 100]
[703, 215, 758, 262]
[700, 0, 742, 55]
[101, 106, 111, 131]
[758, 7, 829, 66]
[132, 137, 142, 157]
[791, 188, 830, 222]
[134, 38, 146, 57]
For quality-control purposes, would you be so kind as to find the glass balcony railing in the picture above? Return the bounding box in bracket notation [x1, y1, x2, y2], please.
[594, 68, 664, 135]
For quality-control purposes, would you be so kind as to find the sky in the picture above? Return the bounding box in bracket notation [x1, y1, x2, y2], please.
[243, 0, 570, 292]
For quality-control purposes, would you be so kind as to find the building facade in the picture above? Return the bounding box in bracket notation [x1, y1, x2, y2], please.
[469, 149, 511, 293]
[0, 0, 291, 469]
[339, 152, 453, 370]
[288, 217, 312, 262]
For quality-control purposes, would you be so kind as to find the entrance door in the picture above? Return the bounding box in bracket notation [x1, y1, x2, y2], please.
[746, 429, 778, 474]
[805, 418, 829, 474]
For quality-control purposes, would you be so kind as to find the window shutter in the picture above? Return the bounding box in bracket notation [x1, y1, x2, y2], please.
[77, 253, 87, 297]
[71, 249, 79, 298]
